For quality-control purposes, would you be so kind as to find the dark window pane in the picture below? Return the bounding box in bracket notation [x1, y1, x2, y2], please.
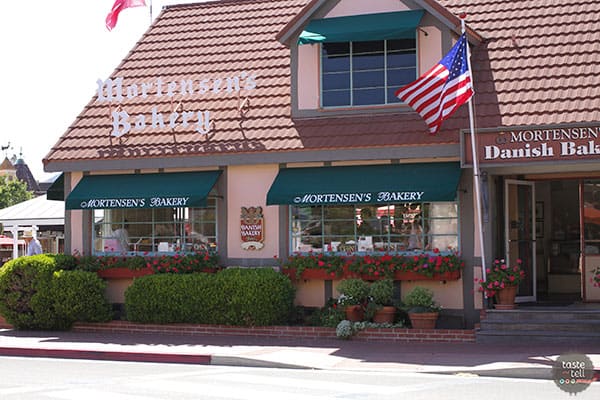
[323, 42, 350, 56]
[387, 68, 417, 86]
[387, 51, 416, 68]
[353, 40, 384, 53]
[353, 70, 384, 89]
[353, 88, 385, 105]
[353, 52, 384, 70]
[322, 72, 350, 90]
[386, 87, 402, 103]
[323, 90, 351, 107]
[322, 55, 350, 73]
[388, 39, 416, 51]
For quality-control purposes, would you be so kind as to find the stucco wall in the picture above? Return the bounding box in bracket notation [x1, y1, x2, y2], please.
[227, 164, 280, 259]
[68, 172, 84, 255]
[326, 0, 409, 18]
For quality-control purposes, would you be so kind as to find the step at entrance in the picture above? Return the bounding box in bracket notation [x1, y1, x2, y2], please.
[476, 307, 600, 344]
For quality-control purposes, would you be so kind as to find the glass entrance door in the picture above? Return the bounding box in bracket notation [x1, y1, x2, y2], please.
[505, 180, 536, 302]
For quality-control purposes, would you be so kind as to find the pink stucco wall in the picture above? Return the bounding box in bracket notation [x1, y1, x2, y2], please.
[227, 164, 280, 259]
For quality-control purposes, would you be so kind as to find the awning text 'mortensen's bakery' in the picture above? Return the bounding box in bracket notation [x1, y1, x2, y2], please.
[463, 125, 600, 165]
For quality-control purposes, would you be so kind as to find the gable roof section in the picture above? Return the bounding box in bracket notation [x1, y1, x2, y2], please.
[276, 0, 484, 46]
[44, 0, 600, 172]
[43, 0, 458, 172]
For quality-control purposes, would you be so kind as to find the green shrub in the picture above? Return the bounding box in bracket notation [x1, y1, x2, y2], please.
[125, 267, 295, 326]
[50, 270, 113, 325]
[124, 273, 216, 323]
[369, 279, 394, 306]
[403, 286, 441, 313]
[0, 255, 112, 330]
[307, 298, 345, 327]
[48, 254, 79, 271]
[0, 255, 60, 329]
[213, 268, 295, 326]
[336, 278, 369, 305]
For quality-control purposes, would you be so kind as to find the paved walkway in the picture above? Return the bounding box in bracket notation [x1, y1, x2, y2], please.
[1, 327, 599, 380]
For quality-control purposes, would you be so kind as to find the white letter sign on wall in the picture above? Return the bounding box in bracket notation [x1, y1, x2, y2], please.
[96, 72, 257, 138]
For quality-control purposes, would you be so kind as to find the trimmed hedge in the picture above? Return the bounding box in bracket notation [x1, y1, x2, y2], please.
[125, 267, 295, 326]
[0, 255, 112, 330]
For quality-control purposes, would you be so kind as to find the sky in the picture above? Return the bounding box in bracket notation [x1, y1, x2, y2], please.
[0, 0, 205, 183]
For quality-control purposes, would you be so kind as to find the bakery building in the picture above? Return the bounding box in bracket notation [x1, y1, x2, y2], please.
[44, 0, 600, 329]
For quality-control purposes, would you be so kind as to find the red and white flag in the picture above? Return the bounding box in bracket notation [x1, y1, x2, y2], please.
[105, 0, 147, 31]
[395, 34, 473, 135]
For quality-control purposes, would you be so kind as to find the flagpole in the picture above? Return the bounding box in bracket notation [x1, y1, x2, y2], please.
[460, 15, 488, 304]
[149, 0, 153, 24]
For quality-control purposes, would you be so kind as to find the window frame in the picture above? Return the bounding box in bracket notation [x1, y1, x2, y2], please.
[92, 197, 218, 256]
[289, 201, 460, 256]
[319, 37, 418, 109]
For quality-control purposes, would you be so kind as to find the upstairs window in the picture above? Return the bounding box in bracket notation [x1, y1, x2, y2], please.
[321, 39, 417, 107]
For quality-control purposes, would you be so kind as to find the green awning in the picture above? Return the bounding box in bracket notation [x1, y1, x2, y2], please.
[46, 173, 64, 201]
[66, 171, 222, 210]
[266, 162, 461, 205]
[298, 10, 424, 45]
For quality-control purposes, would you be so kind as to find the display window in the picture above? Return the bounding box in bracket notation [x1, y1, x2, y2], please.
[290, 202, 458, 254]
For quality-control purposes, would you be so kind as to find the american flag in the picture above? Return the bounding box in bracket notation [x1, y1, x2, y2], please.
[106, 0, 147, 31]
[395, 33, 473, 135]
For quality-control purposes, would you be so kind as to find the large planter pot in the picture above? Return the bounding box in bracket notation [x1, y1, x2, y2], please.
[0, 314, 12, 329]
[373, 306, 396, 324]
[97, 268, 154, 279]
[345, 305, 365, 322]
[494, 285, 518, 310]
[408, 312, 439, 329]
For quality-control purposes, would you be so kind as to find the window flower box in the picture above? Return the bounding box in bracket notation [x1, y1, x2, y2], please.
[281, 268, 460, 281]
[280, 250, 463, 281]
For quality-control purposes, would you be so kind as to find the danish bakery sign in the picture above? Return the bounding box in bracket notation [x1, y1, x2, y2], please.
[463, 125, 600, 165]
[96, 72, 257, 138]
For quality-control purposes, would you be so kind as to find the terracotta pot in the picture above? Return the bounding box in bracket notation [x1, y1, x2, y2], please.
[494, 285, 518, 310]
[345, 305, 365, 322]
[408, 312, 439, 329]
[373, 306, 396, 324]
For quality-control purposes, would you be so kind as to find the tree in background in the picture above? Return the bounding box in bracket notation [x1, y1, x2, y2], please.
[0, 176, 32, 209]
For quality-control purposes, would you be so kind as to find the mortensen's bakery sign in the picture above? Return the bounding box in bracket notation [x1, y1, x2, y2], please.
[96, 72, 257, 137]
[462, 124, 600, 166]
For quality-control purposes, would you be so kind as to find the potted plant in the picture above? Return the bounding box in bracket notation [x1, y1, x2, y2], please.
[336, 278, 369, 322]
[403, 286, 441, 329]
[477, 258, 525, 309]
[369, 279, 396, 323]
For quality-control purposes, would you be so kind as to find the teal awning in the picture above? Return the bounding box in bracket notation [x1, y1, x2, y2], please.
[46, 173, 64, 201]
[266, 162, 461, 205]
[66, 171, 222, 210]
[298, 10, 424, 45]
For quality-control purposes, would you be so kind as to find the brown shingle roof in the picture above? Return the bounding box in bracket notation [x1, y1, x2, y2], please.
[439, 0, 600, 127]
[44, 0, 600, 170]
